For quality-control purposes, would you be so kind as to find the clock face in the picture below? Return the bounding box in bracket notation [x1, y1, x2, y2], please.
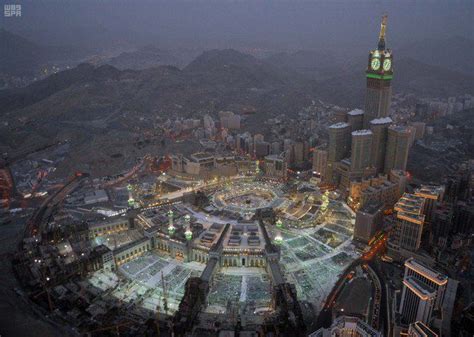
[383, 58, 392, 71]
[371, 58, 381, 70]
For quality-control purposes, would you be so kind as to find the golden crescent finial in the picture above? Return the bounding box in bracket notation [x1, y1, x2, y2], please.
[379, 14, 388, 41]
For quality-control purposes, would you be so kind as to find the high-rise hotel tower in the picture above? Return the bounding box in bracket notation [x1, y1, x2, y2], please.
[399, 258, 448, 326]
[364, 15, 393, 127]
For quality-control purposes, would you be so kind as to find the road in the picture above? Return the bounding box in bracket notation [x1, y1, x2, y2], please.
[0, 173, 87, 337]
[315, 235, 389, 332]
[24, 173, 86, 238]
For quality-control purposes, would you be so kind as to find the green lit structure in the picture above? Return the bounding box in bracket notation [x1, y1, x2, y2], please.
[167, 210, 175, 235]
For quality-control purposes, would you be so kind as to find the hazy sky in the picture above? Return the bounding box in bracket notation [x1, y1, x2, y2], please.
[2, 0, 473, 52]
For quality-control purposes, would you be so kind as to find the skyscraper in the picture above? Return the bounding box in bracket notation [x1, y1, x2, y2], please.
[404, 258, 448, 307]
[312, 148, 328, 177]
[414, 185, 445, 225]
[364, 15, 393, 127]
[326, 122, 351, 183]
[350, 130, 373, 172]
[399, 258, 448, 326]
[328, 122, 351, 162]
[384, 125, 410, 174]
[400, 275, 437, 325]
[391, 193, 426, 252]
[347, 108, 365, 132]
[370, 117, 392, 173]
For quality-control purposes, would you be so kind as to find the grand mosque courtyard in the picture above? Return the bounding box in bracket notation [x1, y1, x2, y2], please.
[83, 174, 359, 324]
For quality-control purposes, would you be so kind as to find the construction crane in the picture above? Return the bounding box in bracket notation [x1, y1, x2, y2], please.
[33, 267, 54, 312]
[32, 267, 85, 310]
[85, 320, 135, 337]
[155, 305, 161, 337]
[161, 271, 168, 315]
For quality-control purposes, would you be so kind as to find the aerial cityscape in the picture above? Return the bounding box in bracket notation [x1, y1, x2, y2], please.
[0, 1, 473, 337]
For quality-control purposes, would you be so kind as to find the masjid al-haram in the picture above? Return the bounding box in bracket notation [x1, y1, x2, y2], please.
[5, 9, 471, 337]
[61, 171, 359, 333]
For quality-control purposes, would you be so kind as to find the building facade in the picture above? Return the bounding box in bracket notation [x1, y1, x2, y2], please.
[408, 321, 438, 337]
[390, 193, 426, 253]
[354, 201, 384, 243]
[399, 258, 448, 326]
[384, 126, 410, 174]
[364, 15, 393, 127]
[369, 117, 392, 173]
[309, 315, 382, 337]
[350, 130, 373, 172]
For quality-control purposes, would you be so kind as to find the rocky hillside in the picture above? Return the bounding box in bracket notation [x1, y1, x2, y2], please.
[1, 46, 472, 177]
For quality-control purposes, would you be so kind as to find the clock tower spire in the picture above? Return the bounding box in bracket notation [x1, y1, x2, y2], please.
[377, 14, 388, 50]
[363, 14, 393, 128]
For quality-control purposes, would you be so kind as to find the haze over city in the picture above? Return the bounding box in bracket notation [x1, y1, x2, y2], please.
[0, 1, 473, 337]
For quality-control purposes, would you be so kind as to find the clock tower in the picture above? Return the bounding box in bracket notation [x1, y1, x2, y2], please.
[364, 15, 393, 127]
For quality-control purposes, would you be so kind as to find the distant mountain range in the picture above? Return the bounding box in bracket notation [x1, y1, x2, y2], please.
[307, 56, 474, 108]
[0, 49, 314, 176]
[0, 49, 312, 123]
[397, 36, 474, 75]
[0, 29, 88, 77]
[264, 36, 474, 77]
[0, 29, 45, 76]
[96, 45, 199, 70]
[264, 37, 474, 106]
[1, 32, 473, 177]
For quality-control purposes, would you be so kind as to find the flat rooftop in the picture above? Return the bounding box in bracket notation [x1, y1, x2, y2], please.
[88, 216, 128, 229]
[409, 322, 439, 337]
[329, 122, 349, 129]
[415, 185, 444, 199]
[347, 109, 364, 116]
[223, 223, 264, 249]
[405, 258, 448, 285]
[389, 125, 409, 133]
[403, 276, 436, 299]
[395, 193, 425, 215]
[352, 129, 372, 136]
[358, 201, 383, 215]
[191, 152, 215, 160]
[370, 117, 392, 125]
